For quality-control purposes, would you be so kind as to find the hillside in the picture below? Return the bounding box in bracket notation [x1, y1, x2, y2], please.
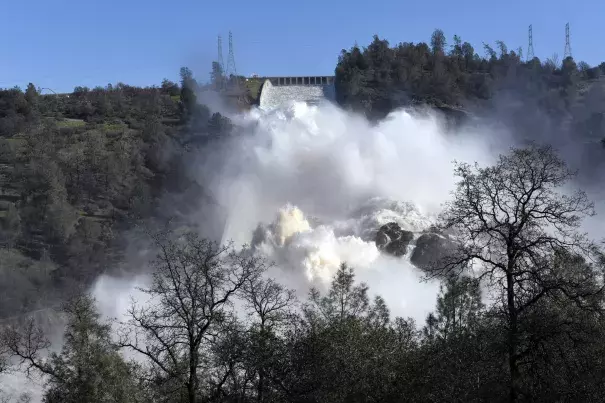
[0, 71, 233, 319]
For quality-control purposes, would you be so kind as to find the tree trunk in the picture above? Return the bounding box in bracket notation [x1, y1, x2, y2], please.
[506, 270, 519, 402]
[257, 322, 266, 403]
[188, 380, 196, 403]
[189, 348, 198, 403]
[257, 370, 265, 403]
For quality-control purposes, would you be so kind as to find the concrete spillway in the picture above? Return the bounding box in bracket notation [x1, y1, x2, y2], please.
[258, 78, 335, 110]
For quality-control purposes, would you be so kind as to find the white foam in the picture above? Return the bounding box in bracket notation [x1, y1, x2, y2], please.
[92, 100, 498, 332]
[202, 101, 497, 322]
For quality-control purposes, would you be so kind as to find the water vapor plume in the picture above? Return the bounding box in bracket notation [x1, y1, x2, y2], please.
[472, 86, 605, 241]
[185, 100, 502, 322]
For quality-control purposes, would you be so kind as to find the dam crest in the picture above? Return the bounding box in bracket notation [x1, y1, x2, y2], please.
[258, 76, 335, 110]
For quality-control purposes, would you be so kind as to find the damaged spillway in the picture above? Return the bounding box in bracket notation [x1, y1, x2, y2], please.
[259, 78, 335, 110]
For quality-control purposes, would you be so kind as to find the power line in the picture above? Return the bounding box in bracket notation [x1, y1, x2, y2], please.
[217, 35, 225, 73]
[0, 305, 62, 324]
[39, 87, 57, 95]
[217, 35, 226, 89]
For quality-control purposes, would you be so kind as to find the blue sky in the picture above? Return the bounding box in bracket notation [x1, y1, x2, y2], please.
[1, 0, 603, 93]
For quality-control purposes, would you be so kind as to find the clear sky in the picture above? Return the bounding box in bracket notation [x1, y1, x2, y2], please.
[1, 0, 603, 93]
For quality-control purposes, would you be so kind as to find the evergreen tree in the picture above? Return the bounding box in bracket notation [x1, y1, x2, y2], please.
[4, 295, 143, 403]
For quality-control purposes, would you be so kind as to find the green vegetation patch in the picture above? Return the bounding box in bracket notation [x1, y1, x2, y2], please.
[244, 79, 263, 102]
[57, 119, 86, 128]
[101, 121, 128, 132]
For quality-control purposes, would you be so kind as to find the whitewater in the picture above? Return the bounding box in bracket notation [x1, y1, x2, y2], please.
[198, 100, 499, 320]
[94, 99, 499, 324]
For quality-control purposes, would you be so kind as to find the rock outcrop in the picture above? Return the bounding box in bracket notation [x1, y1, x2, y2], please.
[410, 232, 457, 271]
[375, 222, 414, 257]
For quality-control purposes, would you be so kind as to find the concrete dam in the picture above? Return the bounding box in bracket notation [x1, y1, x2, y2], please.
[258, 76, 336, 110]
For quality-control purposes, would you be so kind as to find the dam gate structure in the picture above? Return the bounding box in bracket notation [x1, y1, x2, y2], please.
[264, 76, 334, 86]
[257, 76, 336, 110]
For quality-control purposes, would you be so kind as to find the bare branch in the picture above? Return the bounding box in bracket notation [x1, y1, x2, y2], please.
[118, 231, 269, 403]
[428, 144, 604, 400]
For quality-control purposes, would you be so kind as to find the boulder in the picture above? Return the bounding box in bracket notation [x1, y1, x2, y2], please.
[410, 232, 457, 271]
[375, 222, 414, 257]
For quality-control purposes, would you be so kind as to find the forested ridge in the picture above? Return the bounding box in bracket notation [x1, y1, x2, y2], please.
[1, 30, 605, 402]
[335, 30, 605, 144]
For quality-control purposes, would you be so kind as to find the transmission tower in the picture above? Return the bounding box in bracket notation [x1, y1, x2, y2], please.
[527, 24, 534, 61]
[564, 23, 572, 59]
[217, 35, 225, 72]
[217, 35, 225, 89]
[226, 31, 238, 83]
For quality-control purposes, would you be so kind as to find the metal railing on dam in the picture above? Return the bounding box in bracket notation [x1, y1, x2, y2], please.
[260, 76, 335, 86]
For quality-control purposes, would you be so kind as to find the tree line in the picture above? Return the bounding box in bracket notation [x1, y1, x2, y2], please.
[334, 30, 605, 143]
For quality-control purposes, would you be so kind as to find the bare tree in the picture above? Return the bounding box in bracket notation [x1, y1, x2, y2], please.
[429, 144, 604, 402]
[2, 319, 50, 378]
[244, 277, 296, 332]
[545, 53, 561, 71]
[242, 277, 296, 402]
[119, 231, 268, 403]
[206, 277, 297, 402]
[206, 317, 254, 402]
[0, 332, 15, 402]
[0, 334, 9, 376]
